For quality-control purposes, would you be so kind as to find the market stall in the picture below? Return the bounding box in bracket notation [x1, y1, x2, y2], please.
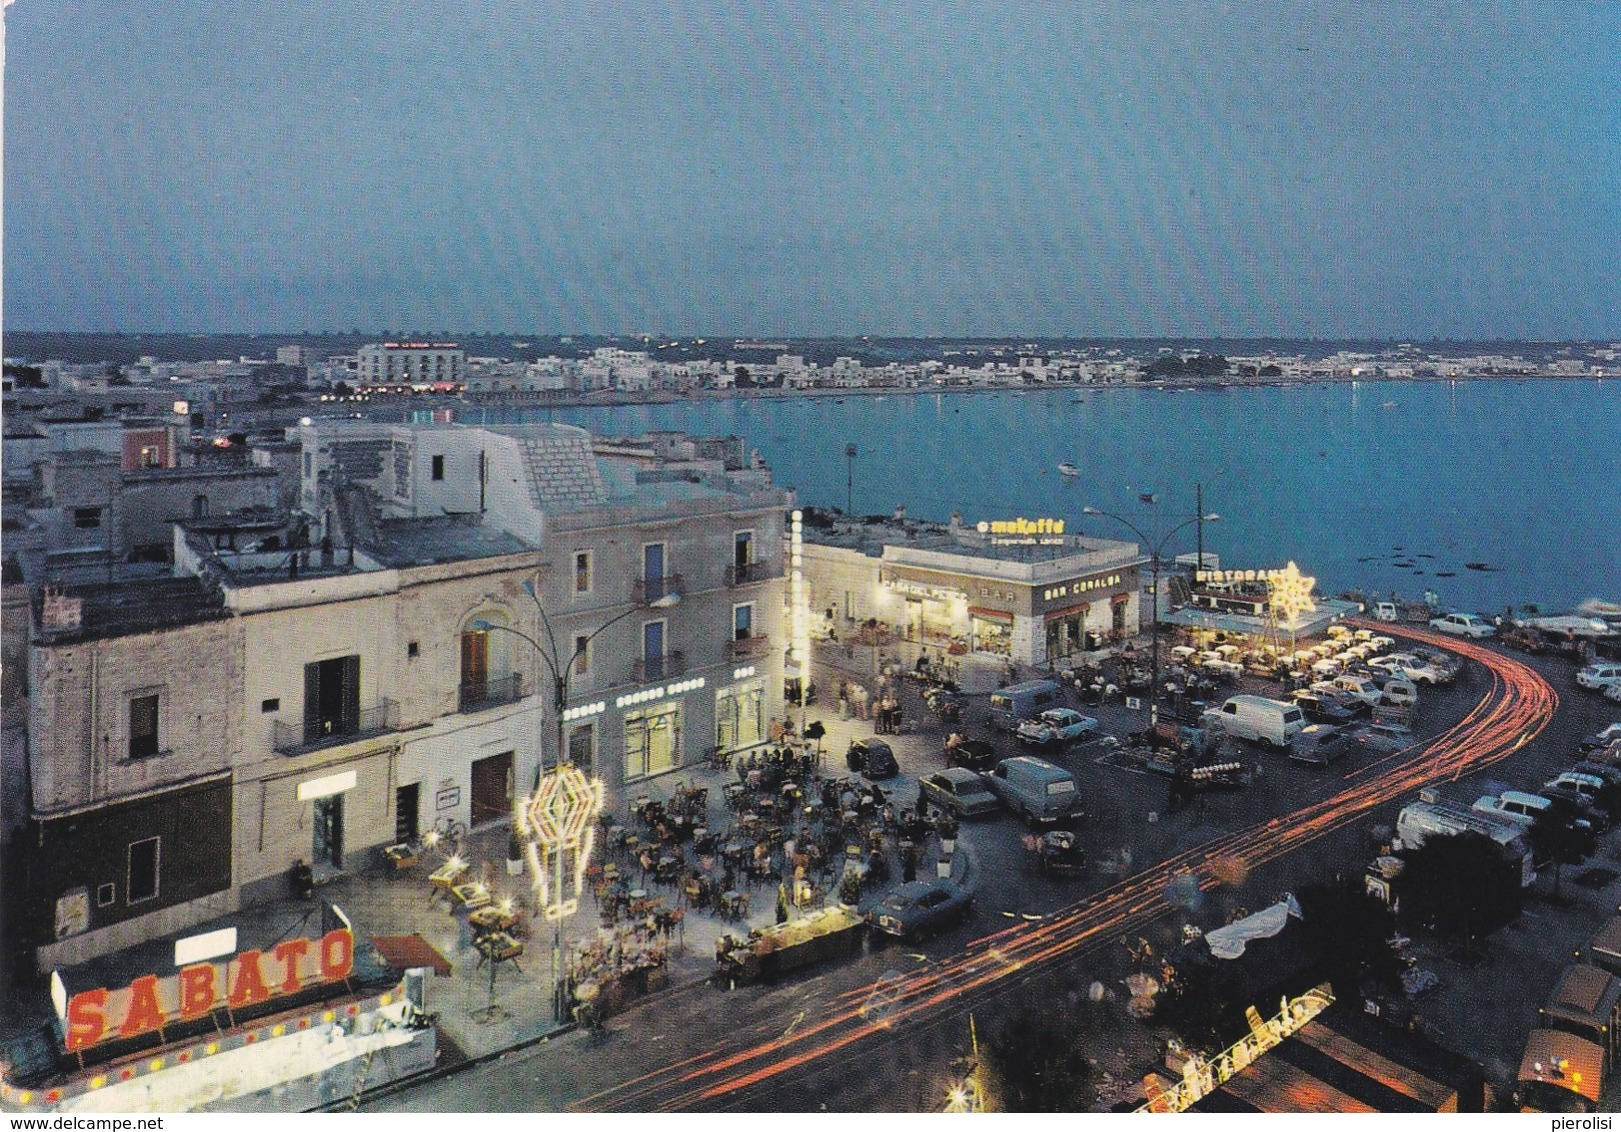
[566, 926, 669, 1018]
[714, 906, 865, 984]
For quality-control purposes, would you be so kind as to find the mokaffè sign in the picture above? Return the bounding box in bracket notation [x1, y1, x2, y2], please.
[58, 929, 354, 1052]
[976, 517, 1066, 546]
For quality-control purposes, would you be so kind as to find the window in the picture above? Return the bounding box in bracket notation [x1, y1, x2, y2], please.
[192, 494, 209, 518]
[643, 620, 665, 662]
[574, 551, 592, 594]
[567, 722, 595, 773]
[74, 507, 103, 529]
[624, 704, 681, 779]
[431, 454, 445, 481]
[129, 694, 160, 758]
[127, 837, 160, 904]
[572, 633, 591, 677]
[733, 603, 754, 641]
[734, 530, 754, 570]
[96, 882, 116, 908]
[407, 640, 420, 658]
[140, 445, 161, 468]
[261, 697, 280, 713]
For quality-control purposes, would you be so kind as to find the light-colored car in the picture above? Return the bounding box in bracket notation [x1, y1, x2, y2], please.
[1379, 678, 1420, 710]
[1371, 654, 1447, 685]
[867, 879, 974, 940]
[1429, 612, 1496, 638]
[918, 768, 999, 817]
[1576, 663, 1621, 691]
[1016, 707, 1099, 746]
[1607, 683, 1621, 704]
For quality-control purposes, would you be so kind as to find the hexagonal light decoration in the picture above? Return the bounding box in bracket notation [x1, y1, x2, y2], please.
[1268, 561, 1317, 627]
[516, 763, 605, 921]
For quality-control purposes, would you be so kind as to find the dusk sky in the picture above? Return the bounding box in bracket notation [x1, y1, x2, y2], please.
[3, 2, 1617, 338]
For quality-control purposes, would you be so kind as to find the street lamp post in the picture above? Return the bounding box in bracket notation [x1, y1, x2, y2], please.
[473, 581, 679, 1021]
[1082, 504, 1219, 727]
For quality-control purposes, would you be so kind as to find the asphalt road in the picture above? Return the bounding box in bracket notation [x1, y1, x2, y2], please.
[364, 629, 1619, 1112]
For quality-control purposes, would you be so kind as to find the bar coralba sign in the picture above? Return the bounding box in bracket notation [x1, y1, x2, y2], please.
[61, 929, 354, 1051]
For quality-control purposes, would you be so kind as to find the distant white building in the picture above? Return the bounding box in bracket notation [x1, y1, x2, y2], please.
[356, 342, 465, 390]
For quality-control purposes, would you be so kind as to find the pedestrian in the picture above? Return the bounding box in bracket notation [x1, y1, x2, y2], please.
[776, 882, 790, 925]
[902, 846, 918, 883]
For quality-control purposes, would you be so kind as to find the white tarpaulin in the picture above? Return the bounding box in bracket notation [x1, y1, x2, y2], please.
[1204, 893, 1302, 960]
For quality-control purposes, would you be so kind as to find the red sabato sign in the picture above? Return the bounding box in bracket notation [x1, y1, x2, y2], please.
[63, 929, 354, 1052]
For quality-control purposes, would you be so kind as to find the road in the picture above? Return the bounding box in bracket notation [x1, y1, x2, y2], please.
[364, 625, 1557, 1112]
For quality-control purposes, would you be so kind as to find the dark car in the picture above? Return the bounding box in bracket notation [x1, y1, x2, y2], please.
[1288, 723, 1355, 768]
[847, 737, 899, 779]
[946, 738, 999, 773]
[1578, 724, 1621, 754]
[866, 878, 974, 940]
[1289, 691, 1361, 725]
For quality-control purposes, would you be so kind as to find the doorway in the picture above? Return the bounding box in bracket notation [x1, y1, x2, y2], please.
[313, 794, 344, 869]
[470, 751, 514, 826]
[395, 783, 420, 844]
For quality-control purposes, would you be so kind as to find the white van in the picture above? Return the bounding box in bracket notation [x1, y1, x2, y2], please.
[1203, 695, 1307, 749]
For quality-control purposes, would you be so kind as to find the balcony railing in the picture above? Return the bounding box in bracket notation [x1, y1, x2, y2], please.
[632, 573, 684, 605]
[730, 634, 772, 660]
[632, 651, 687, 683]
[458, 672, 525, 714]
[726, 559, 782, 586]
[273, 698, 400, 755]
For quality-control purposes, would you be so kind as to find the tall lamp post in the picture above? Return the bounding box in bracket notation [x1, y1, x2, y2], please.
[1082, 505, 1219, 727]
[473, 581, 680, 1019]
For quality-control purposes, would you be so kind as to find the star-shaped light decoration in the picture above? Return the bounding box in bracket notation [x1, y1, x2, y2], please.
[1268, 561, 1317, 627]
[516, 763, 605, 921]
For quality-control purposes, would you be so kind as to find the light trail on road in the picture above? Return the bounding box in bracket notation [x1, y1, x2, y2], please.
[574, 625, 1555, 1111]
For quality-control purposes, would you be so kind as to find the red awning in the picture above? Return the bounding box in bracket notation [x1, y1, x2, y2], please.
[1111, 593, 1131, 606]
[1045, 602, 1091, 621]
[371, 933, 453, 977]
[968, 607, 1013, 623]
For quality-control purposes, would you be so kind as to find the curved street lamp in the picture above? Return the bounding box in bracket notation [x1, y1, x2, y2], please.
[1082, 505, 1219, 726]
[473, 579, 680, 773]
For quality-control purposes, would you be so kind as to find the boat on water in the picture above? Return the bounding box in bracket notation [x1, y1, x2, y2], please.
[1380, 400, 1398, 409]
[1057, 462, 1080, 477]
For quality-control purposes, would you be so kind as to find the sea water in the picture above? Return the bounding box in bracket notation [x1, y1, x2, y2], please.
[477, 379, 1620, 615]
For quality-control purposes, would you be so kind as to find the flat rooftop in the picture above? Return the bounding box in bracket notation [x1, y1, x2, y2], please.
[801, 511, 1141, 566]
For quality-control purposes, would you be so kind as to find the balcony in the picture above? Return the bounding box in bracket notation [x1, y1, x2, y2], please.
[458, 672, 525, 714]
[632, 651, 687, 683]
[632, 573, 684, 605]
[726, 559, 781, 587]
[729, 633, 772, 660]
[273, 698, 401, 755]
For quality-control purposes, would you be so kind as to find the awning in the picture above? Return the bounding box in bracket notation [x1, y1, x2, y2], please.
[371, 933, 452, 977]
[1045, 602, 1091, 621]
[1111, 593, 1131, 606]
[968, 607, 1013, 623]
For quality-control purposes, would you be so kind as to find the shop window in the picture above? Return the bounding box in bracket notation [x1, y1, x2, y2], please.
[140, 445, 162, 468]
[127, 837, 160, 904]
[625, 704, 681, 780]
[129, 694, 160, 758]
[574, 550, 592, 594]
[716, 685, 763, 752]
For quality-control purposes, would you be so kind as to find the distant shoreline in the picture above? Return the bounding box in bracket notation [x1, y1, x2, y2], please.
[456, 372, 1609, 412]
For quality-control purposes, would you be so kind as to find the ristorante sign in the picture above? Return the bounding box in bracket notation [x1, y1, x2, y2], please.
[61, 929, 354, 1052]
[977, 517, 1066, 546]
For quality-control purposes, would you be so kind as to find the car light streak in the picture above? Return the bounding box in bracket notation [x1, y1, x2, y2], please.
[574, 623, 1554, 1111]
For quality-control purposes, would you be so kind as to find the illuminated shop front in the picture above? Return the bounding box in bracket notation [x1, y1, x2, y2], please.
[797, 513, 1147, 668]
[715, 668, 766, 753]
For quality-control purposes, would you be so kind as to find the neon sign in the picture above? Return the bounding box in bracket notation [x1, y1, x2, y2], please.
[977, 517, 1066, 546]
[61, 929, 354, 1052]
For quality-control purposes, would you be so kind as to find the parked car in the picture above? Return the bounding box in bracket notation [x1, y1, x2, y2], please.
[1472, 790, 1595, 855]
[1370, 654, 1448, 685]
[1576, 664, 1621, 692]
[945, 738, 999, 773]
[866, 878, 973, 940]
[1016, 707, 1100, 746]
[1429, 612, 1496, 638]
[1379, 679, 1420, 711]
[1288, 690, 1361, 725]
[918, 768, 999, 817]
[1540, 774, 1614, 832]
[1608, 683, 1621, 704]
[846, 737, 899, 779]
[1351, 721, 1414, 755]
[1322, 674, 1384, 707]
[1289, 723, 1355, 768]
